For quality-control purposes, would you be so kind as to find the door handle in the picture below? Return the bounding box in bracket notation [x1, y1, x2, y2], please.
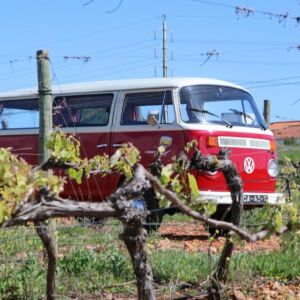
[97, 144, 108, 149]
[145, 150, 156, 155]
[112, 143, 123, 148]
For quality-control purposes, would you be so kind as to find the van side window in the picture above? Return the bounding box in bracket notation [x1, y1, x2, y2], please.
[0, 99, 39, 129]
[53, 94, 113, 127]
[121, 91, 174, 125]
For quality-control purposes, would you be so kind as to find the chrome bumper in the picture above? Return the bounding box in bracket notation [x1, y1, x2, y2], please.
[199, 191, 285, 205]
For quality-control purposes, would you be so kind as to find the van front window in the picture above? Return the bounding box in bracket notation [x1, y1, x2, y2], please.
[179, 85, 267, 129]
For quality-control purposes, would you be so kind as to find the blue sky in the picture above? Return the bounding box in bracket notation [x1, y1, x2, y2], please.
[1, 0, 299, 122]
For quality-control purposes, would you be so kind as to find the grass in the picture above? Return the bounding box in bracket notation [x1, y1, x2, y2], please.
[1, 219, 300, 299]
[278, 144, 300, 161]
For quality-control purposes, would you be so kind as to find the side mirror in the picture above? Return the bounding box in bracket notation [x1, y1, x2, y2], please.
[147, 110, 159, 126]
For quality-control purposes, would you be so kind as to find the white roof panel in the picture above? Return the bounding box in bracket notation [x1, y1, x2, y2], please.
[0, 77, 249, 99]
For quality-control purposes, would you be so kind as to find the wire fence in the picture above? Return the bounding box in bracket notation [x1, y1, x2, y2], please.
[0, 204, 295, 299]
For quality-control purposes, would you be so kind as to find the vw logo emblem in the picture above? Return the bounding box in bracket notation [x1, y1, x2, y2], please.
[244, 157, 255, 174]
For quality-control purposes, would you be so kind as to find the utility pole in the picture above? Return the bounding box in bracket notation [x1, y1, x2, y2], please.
[263, 99, 270, 126]
[162, 14, 168, 77]
[36, 49, 57, 256]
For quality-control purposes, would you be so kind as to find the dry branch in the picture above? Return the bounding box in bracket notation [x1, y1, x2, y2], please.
[3, 197, 119, 227]
[144, 167, 292, 242]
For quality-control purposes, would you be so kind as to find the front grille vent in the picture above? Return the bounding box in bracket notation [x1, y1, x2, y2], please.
[218, 136, 270, 150]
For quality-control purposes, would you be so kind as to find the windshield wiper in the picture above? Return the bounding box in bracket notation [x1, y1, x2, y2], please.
[188, 108, 233, 128]
[229, 109, 267, 130]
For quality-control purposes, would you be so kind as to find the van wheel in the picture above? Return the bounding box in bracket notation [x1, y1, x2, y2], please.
[144, 189, 163, 233]
[205, 206, 231, 236]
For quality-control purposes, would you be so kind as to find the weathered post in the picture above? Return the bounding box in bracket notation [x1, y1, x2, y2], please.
[36, 49, 57, 300]
[162, 14, 168, 78]
[37, 50, 52, 161]
[263, 99, 270, 126]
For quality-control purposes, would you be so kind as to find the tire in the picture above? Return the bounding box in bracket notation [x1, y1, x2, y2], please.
[205, 205, 231, 236]
[143, 188, 163, 232]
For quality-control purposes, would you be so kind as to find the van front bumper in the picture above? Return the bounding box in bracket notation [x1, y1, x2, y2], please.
[199, 191, 285, 206]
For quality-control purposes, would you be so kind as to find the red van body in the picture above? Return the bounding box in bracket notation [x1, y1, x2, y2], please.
[0, 78, 282, 208]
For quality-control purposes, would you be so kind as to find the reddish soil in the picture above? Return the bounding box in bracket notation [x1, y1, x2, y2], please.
[155, 223, 281, 254]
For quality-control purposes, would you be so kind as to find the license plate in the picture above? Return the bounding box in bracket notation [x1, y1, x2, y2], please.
[243, 194, 268, 204]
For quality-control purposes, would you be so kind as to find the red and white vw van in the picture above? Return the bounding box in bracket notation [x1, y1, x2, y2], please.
[0, 78, 282, 221]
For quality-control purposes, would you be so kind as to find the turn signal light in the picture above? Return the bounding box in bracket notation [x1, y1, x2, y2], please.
[207, 136, 219, 147]
[270, 140, 277, 152]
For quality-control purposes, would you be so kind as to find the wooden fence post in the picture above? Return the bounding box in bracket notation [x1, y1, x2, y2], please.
[36, 49, 58, 255]
[263, 99, 270, 126]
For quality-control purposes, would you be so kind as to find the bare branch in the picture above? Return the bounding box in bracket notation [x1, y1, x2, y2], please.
[144, 168, 293, 243]
[3, 197, 119, 227]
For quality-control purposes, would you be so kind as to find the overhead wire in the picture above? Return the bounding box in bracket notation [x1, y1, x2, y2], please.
[238, 75, 300, 85]
[193, 0, 300, 23]
[50, 60, 105, 202]
[4, 16, 161, 57]
[171, 38, 296, 46]
[59, 57, 158, 82]
[246, 81, 300, 89]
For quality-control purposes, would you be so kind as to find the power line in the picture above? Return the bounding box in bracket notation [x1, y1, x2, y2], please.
[239, 75, 300, 85]
[87, 39, 156, 56]
[173, 58, 300, 66]
[56, 58, 158, 82]
[0, 41, 160, 77]
[3, 17, 161, 57]
[172, 38, 297, 46]
[193, 0, 300, 24]
[246, 81, 300, 89]
[172, 46, 293, 61]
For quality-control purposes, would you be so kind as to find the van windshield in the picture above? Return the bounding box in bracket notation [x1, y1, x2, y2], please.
[179, 85, 267, 129]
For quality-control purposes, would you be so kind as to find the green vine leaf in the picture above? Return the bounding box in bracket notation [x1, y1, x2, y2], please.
[188, 173, 199, 200]
[160, 164, 173, 186]
[67, 168, 83, 184]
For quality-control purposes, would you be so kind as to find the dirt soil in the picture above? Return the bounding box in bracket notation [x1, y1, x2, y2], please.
[145, 223, 299, 299]
[155, 223, 281, 254]
[100, 278, 300, 300]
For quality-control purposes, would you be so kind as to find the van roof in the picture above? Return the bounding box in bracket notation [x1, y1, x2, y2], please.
[0, 77, 248, 99]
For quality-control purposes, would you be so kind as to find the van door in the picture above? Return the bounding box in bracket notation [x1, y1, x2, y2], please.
[53, 93, 115, 202]
[111, 89, 185, 190]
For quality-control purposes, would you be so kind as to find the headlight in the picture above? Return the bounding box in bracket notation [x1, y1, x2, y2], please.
[268, 159, 279, 177]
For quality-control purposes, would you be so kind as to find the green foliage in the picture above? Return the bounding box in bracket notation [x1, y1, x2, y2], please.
[278, 144, 300, 162]
[110, 143, 140, 181]
[283, 137, 298, 146]
[0, 131, 141, 226]
[230, 246, 300, 281]
[259, 149, 300, 235]
[1, 222, 300, 298]
[47, 131, 81, 164]
[0, 148, 64, 226]
[156, 140, 216, 215]
[150, 250, 212, 284]
[60, 244, 131, 278]
[84, 154, 111, 178]
[0, 256, 45, 300]
[60, 248, 96, 274]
